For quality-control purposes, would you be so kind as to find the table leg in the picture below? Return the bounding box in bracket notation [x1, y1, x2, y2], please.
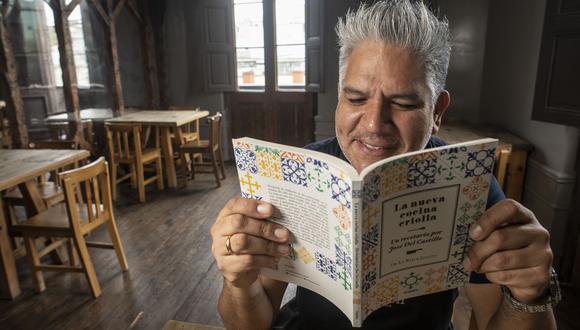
[18, 180, 46, 216]
[161, 127, 177, 188]
[0, 197, 21, 299]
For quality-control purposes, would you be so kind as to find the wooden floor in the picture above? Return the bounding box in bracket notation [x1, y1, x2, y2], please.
[0, 163, 578, 329]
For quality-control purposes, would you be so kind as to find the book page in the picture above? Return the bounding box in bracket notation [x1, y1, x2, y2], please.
[358, 139, 498, 319]
[232, 138, 357, 323]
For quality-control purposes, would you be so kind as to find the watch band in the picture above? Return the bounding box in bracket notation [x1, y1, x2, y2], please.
[501, 267, 561, 313]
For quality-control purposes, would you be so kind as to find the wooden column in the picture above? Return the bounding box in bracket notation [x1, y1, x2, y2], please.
[45, 0, 89, 149]
[149, 0, 166, 108]
[127, 0, 159, 109]
[90, 0, 127, 117]
[0, 0, 28, 148]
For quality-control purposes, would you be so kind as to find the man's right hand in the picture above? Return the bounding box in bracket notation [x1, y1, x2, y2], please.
[211, 197, 291, 289]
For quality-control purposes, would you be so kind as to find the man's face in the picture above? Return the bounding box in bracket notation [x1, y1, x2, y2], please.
[335, 41, 448, 173]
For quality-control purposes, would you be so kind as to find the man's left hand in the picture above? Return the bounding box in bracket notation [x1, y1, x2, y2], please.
[464, 199, 553, 303]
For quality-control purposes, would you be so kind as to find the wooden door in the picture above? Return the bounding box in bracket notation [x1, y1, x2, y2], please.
[227, 0, 315, 147]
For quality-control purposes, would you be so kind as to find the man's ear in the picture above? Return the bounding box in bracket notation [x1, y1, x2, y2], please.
[432, 90, 450, 134]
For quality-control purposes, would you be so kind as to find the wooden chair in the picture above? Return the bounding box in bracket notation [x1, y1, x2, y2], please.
[3, 140, 80, 254]
[105, 123, 164, 202]
[12, 157, 129, 298]
[178, 113, 225, 187]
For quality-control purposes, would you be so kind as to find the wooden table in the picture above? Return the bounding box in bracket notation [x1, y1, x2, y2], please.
[105, 110, 209, 188]
[436, 120, 534, 201]
[0, 148, 90, 299]
[45, 109, 138, 156]
[44, 108, 115, 123]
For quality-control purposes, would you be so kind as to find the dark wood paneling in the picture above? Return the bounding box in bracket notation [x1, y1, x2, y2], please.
[229, 91, 313, 147]
[532, 0, 580, 127]
[201, 0, 236, 92]
[305, 0, 323, 92]
[561, 0, 580, 14]
[547, 35, 580, 109]
[229, 92, 272, 141]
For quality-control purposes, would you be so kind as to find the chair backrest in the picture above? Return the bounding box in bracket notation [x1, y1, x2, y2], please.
[59, 157, 113, 229]
[207, 112, 222, 150]
[105, 124, 143, 163]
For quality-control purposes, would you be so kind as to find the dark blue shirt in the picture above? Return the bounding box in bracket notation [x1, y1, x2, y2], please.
[272, 136, 506, 330]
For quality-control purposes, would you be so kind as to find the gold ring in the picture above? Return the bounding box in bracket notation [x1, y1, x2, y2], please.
[225, 235, 235, 255]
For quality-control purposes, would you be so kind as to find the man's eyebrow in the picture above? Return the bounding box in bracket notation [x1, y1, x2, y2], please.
[388, 93, 421, 100]
[342, 86, 366, 96]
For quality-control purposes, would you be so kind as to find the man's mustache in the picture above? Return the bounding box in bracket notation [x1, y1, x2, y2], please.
[349, 132, 401, 146]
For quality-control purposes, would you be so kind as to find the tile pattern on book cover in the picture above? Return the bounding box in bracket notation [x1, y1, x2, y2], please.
[361, 142, 496, 316]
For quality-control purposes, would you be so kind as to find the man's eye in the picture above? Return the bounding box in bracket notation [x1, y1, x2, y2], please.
[349, 98, 366, 105]
[393, 102, 417, 109]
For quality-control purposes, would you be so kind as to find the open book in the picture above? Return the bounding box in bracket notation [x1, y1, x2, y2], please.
[233, 137, 498, 327]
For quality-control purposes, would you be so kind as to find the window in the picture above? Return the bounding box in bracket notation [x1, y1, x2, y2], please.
[42, 1, 91, 88]
[233, 0, 305, 90]
[234, 0, 265, 89]
[275, 0, 305, 89]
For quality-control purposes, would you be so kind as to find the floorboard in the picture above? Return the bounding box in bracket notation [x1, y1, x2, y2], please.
[0, 163, 578, 329]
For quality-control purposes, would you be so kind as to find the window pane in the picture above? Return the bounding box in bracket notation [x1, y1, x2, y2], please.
[276, 45, 305, 88]
[275, 0, 305, 46]
[69, 6, 90, 87]
[234, 2, 263, 48]
[43, 2, 62, 87]
[234, 0, 260, 4]
[237, 48, 265, 88]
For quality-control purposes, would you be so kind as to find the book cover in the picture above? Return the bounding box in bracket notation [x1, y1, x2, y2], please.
[232, 137, 498, 326]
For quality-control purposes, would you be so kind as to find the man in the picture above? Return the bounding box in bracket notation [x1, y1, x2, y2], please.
[210, 1, 558, 329]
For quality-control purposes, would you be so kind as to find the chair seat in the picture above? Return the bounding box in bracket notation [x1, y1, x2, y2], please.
[4, 182, 64, 205]
[179, 140, 210, 152]
[170, 131, 199, 142]
[12, 203, 103, 233]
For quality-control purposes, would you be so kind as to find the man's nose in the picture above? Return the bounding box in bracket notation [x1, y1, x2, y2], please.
[361, 98, 390, 133]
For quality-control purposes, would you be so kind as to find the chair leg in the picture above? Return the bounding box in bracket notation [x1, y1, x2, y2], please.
[67, 238, 79, 266]
[72, 232, 101, 298]
[156, 156, 164, 190]
[110, 163, 118, 201]
[211, 150, 221, 188]
[129, 163, 137, 188]
[218, 148, 226, 180]
[22, 234, 46, 293]
[136, 162, 146, 203]
[190, 154, 203, 180]
[106, 216, 129, 271]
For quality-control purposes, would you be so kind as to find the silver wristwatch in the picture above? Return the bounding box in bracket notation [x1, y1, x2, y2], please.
[501, 267, 562, 313]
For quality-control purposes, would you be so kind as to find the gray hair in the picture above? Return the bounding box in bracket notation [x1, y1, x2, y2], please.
[336, 0, 451, 103]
